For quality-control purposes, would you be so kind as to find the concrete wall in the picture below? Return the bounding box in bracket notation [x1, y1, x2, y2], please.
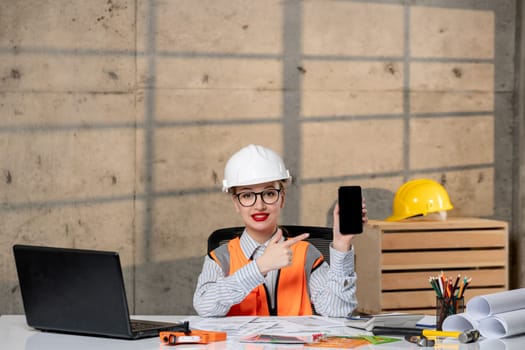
[516, 0, 525, 292]
[1, 0, 521, 315]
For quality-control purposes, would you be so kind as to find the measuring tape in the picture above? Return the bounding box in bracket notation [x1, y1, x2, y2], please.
[160, 329, 227, 345]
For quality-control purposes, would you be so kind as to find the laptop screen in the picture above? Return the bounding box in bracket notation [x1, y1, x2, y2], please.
[13, 245, 133, 338]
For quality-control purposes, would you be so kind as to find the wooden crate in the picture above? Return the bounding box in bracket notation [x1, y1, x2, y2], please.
[352, 217, 509, 314]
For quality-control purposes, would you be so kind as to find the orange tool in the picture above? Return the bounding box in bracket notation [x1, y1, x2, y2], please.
[160, 329, 227, 345]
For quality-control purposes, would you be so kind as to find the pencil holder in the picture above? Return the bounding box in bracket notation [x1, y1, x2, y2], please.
[436, 296, 464, 330]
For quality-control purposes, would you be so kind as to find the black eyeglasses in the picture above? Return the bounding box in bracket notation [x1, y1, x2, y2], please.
[235, 188, 282, 207]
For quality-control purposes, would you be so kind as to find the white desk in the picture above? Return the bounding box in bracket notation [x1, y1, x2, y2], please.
[0, 314, 516, 350]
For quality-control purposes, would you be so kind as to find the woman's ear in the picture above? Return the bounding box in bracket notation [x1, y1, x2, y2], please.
[280, 191, 286, 208]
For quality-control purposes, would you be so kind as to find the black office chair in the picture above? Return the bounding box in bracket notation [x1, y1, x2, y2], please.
[207, 225, 333, 265]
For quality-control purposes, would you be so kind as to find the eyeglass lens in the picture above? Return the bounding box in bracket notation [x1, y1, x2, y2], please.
[237, 189, 280, 207]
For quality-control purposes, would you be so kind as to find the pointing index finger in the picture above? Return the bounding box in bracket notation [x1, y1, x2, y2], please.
[283, 233, 310, 246]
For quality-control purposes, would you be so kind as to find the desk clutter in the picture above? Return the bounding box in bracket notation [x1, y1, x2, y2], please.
[442, 288, 525, 339]
[5, 313, 525, 349]
[184, 315, 403, 348]
[238, 333, 399, 347]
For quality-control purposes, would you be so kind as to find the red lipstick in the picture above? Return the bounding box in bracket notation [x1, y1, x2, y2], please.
[251, 213, 269, 222]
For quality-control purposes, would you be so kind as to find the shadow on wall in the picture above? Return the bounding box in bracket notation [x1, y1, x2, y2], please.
[325, 187, 395, 225]
[7, 255, 205, 316]
[125, 256, 205, 315]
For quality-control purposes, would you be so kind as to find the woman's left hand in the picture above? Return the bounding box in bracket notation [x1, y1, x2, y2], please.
[332, 197, 368, 252]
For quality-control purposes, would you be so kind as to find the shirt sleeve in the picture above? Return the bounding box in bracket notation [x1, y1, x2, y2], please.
[309, 245, 358, 317]
[193, 255, 265, 317]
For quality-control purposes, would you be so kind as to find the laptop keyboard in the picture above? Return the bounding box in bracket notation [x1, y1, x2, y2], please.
[131, 319, 189, 334]
[131, 320, 163, 331]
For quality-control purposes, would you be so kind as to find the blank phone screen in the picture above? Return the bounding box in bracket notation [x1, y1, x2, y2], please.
[338, 186, 363, 234]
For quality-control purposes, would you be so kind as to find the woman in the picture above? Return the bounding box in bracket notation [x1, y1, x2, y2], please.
[193, 144, 366, 317]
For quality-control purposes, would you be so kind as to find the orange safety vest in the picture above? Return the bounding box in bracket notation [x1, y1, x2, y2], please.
[209, 237, 323, 316]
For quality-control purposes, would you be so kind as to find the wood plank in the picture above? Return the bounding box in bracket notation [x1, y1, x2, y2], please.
[381, 230, 507, 250]
[368, 218, 507, 232]
[382, 250, 507, 270]
[381, 288, 506, 309]
[381, 268, 507, 290]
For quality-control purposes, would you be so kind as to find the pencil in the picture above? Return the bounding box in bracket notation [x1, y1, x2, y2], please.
[447, 278, 453, 298]
[429, 277, 442, 297]
[459, 277, 471, 298]
[452, 274, 460, 295]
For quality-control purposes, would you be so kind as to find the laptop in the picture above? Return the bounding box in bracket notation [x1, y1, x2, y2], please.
[13, 244, 187, 339]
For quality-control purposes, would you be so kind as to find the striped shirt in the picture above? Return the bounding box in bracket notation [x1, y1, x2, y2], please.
[193, 230, 357, 317]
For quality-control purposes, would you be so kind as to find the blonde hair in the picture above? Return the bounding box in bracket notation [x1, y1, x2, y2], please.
[230, 180, 288, 195]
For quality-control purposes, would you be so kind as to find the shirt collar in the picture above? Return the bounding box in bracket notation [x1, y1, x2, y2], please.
[240, 229, 281, 259]
[240, 230, 261, 259]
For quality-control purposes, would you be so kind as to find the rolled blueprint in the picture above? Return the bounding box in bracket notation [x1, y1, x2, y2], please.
[477, 309, 525, 339]
[442, 312, 479, 332]
[479, 336, 525, 350]
[467, 289, 525, 319]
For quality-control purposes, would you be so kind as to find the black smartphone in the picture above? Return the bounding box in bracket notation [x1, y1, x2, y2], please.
[338, 186, 363, 234]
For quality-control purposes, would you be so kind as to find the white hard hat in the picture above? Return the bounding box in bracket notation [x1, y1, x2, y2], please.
[222, 144, 291, 192]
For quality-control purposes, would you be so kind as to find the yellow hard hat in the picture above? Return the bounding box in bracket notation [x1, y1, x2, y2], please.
[386, 179, 453, 221]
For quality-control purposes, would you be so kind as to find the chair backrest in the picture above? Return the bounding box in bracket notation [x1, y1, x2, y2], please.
[207, 225, 333, 265]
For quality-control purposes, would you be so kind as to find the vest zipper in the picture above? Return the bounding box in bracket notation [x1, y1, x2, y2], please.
[268, 270, 281, 316]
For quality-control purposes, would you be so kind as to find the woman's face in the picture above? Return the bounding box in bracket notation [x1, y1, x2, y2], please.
[231, 181, 285, 240]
